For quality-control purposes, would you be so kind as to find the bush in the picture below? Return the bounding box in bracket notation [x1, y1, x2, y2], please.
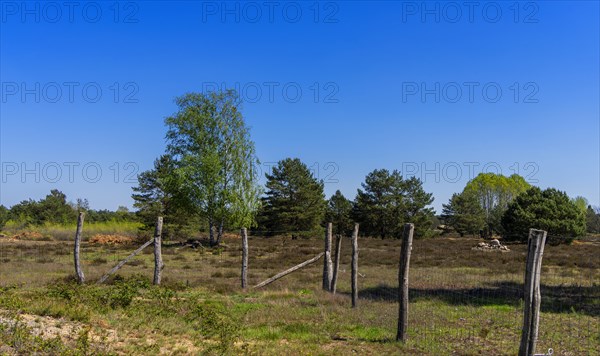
[187, 301, 242, 354]
[501, 187, 586, 244]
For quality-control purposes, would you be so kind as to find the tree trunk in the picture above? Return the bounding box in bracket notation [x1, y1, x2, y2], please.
[74, 212, 85, 284]
[153, 217, 164, 285]
[209, 219, 215, 246]
[216, 220, 224, 246]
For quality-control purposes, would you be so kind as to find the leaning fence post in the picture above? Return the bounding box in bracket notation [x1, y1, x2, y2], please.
[253, 252, 325, 289]
[323, 222, 333, 291]
[397, 223, 414, 342]
[98, 239, 154, 284]
[519, 228, 547, 356]
[241, 228, 249, 289]
[331, 233, 343, 293]
[153, 217, 164, 285]
[351, 223, 359, 308]
[74, 212, 85, 284]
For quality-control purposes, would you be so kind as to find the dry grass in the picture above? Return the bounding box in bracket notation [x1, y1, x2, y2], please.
[0, 235, 598, 355]
[89, 234, 141, 245]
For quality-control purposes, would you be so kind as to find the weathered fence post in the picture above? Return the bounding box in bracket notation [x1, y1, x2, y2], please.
[98, 239, 154, 284]
[253, 252, 325, 289]
[241, 228, 248, 289]
[153, 217, 164, 285]
[519, 228, 547, 356]
[74, 212, 85, 284]
[323, 222, 333, 291]
[351, 223, 359, 308]
[397, 223, 414, 342]
[330, 234, 343, 293]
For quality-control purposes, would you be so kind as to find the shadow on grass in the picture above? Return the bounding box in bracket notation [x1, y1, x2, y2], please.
[355, 282, 600, 317]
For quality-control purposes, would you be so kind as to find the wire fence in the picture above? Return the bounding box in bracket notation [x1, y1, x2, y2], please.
[236, 231, 600, 355]
[0, 228, 597, 354]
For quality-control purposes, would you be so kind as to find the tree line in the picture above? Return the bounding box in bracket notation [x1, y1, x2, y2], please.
[128, 90, 597, 244]
[441, 172, 597, 243]
[129, 90, 436, 243]
[2, 90, 598, 245]
[0, 189, 136, 230]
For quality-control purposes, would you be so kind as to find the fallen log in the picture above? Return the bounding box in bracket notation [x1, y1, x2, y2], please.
[253, 252, 325, 289]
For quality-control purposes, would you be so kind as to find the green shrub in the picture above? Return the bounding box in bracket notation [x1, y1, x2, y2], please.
[501, 187, 586, 244]
[187, 301, 243, 354]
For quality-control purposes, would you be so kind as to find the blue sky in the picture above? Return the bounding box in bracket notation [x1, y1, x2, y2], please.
[1, 1, 599, 213]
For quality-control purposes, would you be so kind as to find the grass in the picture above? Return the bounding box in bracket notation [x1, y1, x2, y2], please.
[0, 234, 598, 355]
[2, 221, 142, 241]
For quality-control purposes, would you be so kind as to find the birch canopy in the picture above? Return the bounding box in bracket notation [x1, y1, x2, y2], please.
[165, 90, 261, 246]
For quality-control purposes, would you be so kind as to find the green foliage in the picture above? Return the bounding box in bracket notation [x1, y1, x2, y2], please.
[442, 191, 486, 236]
[571, 196, 588, 214]
[585, 205, 600, 234]
[9, 190, 78, 226]
[352, 169, 434, 238]
[132, 155, 198, 239]
[83, 209, 136, 223]
[259, 158, 326, 237]
[164, 90, 261, 245]
[188, 301, 242, 354]
[48, 274, 151, 311]
[463, 173, 531, 237]
[6, 190, 138, 230]
[501, 187, 586, 243]
[325, 190, 354, 236]
[0, 205, 8, 230]
[102, 275, 151, 309]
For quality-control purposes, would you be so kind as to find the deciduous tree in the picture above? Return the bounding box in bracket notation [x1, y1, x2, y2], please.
[165, 90, 261, 246]
[463, 173, 530, 237]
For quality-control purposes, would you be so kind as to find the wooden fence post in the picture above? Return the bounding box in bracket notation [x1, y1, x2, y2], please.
[519, 229, 547, 356]
[323, 222, 333, 291]
[331, 234, 343, 293]
[397, 223, 414, 342]
[153, 217, 164, 285]
[241, 228, 248, 289]
[74, 212, 85, 284]
[98, 239, 154, 284]
[351, 223, 359, 308]
[253, 252, 325, 289]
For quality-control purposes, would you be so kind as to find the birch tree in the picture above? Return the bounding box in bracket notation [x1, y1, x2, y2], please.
[165, 90, 261, 246]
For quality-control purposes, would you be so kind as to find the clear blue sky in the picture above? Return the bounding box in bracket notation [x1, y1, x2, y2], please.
[1, 1, 599, 213]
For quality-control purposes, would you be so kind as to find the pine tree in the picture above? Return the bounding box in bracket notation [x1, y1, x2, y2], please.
[325, 190, 353, 236]
[442, 192, 486, 237]
[260, 158, 326, 238]
[132, 155, 196, 239]
[352, 169, 434, 238]
[585, 205, 600, 233]
[501, 187, 586, 243]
